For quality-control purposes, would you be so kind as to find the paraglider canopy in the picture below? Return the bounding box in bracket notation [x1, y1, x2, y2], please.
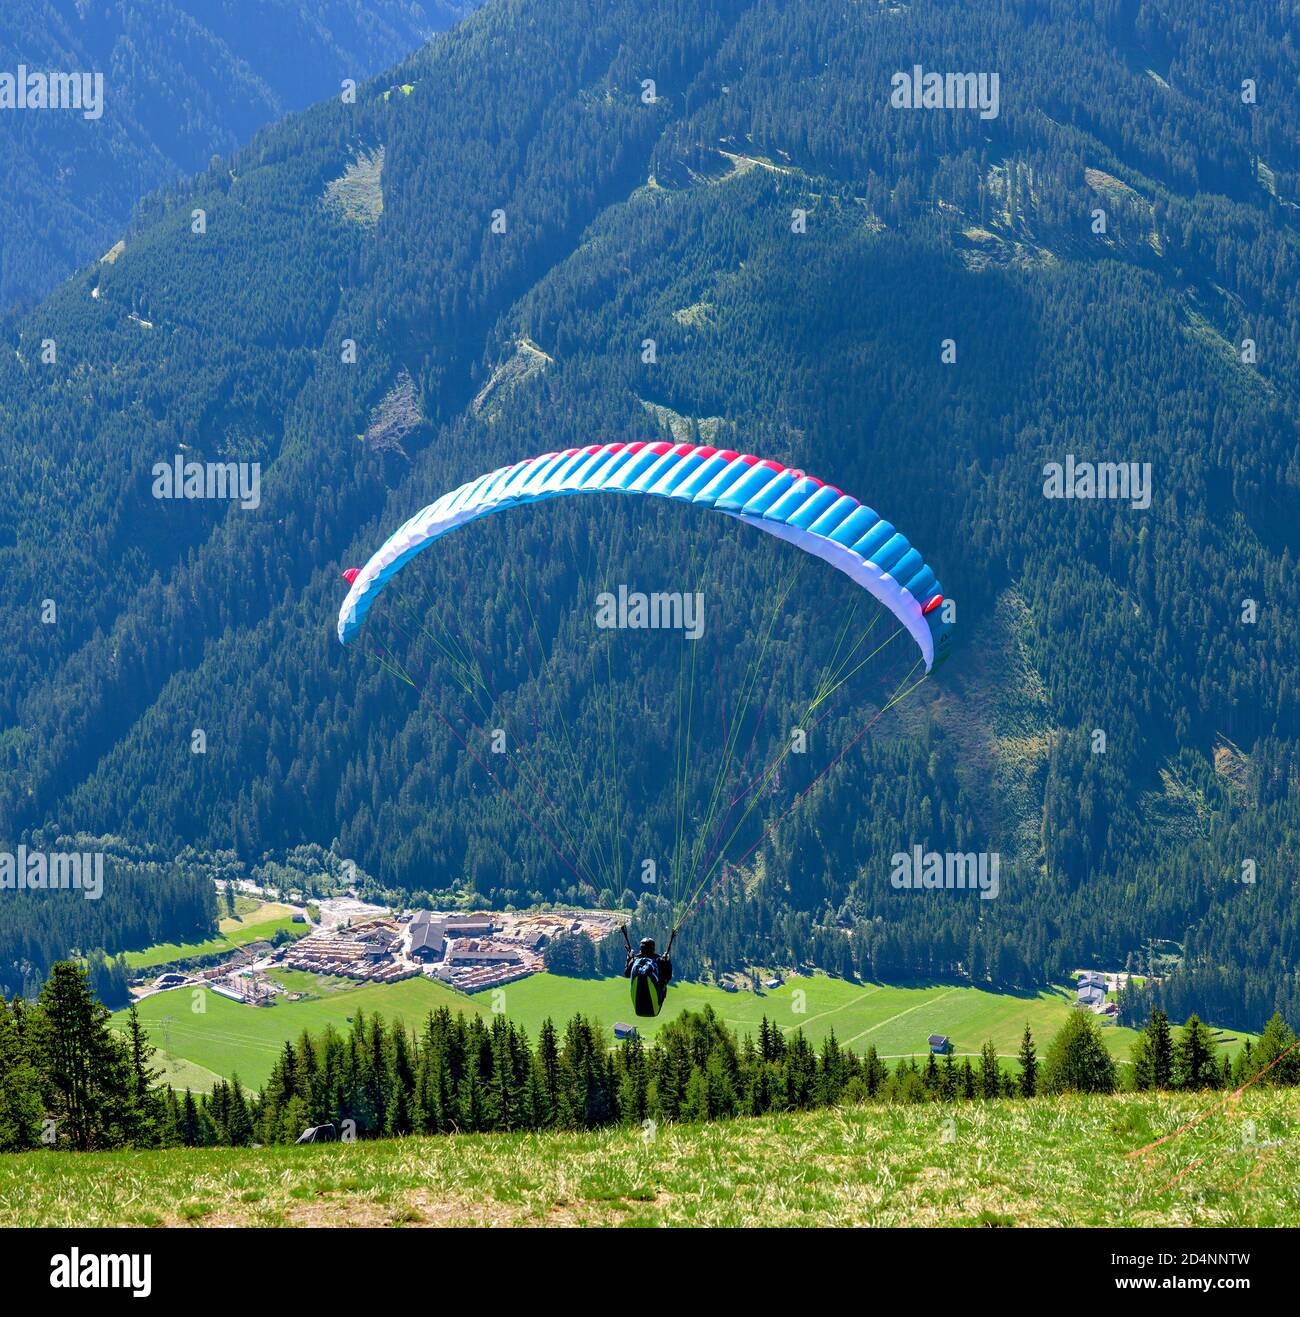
[338, 442, 953, 670]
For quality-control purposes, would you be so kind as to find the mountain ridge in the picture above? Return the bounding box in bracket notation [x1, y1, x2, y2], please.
[1, 0, 1297, 1029]
[0, 0, 479, 313]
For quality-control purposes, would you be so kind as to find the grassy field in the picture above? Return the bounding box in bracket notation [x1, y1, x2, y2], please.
[264, 967, 356, 995]
[115, 976, 470, 1089]
[0, 1088, 1293, 1227]
[123, 902, 305, 971]
[498, 973, 1181, 1061]
[150, 1052, 226, 1094]
[113, 970, 1253, 1093]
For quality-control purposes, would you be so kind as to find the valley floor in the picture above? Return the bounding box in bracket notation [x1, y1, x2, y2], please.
[1, 1089, 1294, 1227]
[113, 971, 1256, 1092]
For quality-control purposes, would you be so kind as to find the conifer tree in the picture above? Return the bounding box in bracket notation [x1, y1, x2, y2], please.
[863, 1044, 887, 1098]
[0, 998, 43, 1150]
[1017, 1024, 1038, 1097]
[36, 962, 131, 1150]
[1041, 1011, 1117, 1094]
[1132, 1008, 1174, 1090]
[1172, 1014, 1219, 1091]
[1244, 1013, 1300, 1085]
[179, 1088, 200, 1146]
[978, 1041, 1001, 1098]
[124, 1004, 163, 1146]
[960, 1058, 976, 1100]
[226, 1078, 255, 1146]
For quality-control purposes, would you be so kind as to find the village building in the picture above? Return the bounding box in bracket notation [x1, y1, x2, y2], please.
[446, 938, 522, 966]
[409, 922, 446, 962]
[443, 917, 496, 937]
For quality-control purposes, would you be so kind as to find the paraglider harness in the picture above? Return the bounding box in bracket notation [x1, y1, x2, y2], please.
[623, 926, 676, 1018]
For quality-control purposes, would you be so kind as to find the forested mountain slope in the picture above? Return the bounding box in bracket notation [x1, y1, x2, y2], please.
[0, 0, 478, 312]
[1, 0, 1297, 1030]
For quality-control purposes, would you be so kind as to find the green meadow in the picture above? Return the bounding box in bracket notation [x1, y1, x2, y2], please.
[123, 901, 306, 971]
[1, 1087, 1294, 1227]
[114, 976, 469, 1089]
[113, 970, 1253, 1092]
